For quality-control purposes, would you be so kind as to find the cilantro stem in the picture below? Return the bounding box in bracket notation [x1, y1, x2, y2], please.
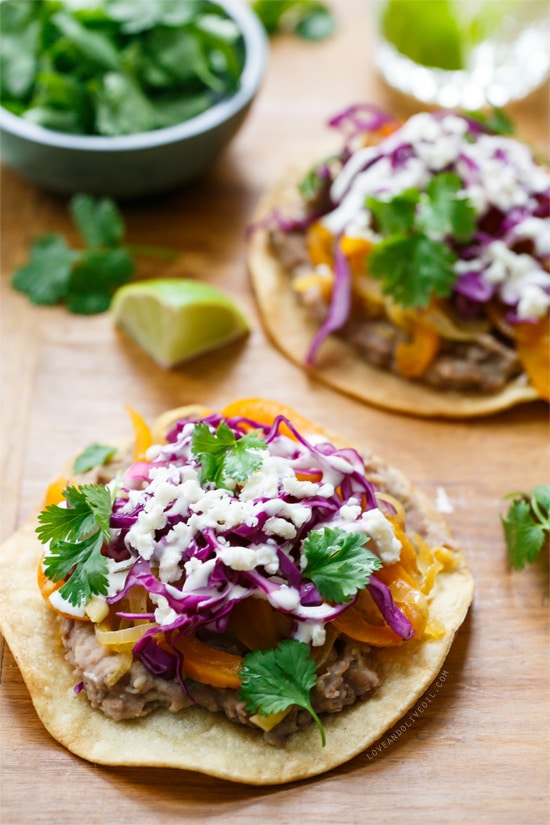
[530, 494, 550, 530]
[308, 704, 327, 747]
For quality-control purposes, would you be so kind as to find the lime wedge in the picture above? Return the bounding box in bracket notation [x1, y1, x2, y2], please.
[381, 0, 464, 70]
[111, 278, 250, 368]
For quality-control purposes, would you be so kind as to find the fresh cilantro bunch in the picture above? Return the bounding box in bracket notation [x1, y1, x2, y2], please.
[191, 421, 268, 490]
[37, 484, 112, 607]
[302, 526, 382, 603]
[12, 194, 176, 314]
[239, 639, 326, 745]
[252, 0, 335, 40]
[0, 0, 245, 137]
[502, 485, 550, 570]
[367, 172, 477, 309]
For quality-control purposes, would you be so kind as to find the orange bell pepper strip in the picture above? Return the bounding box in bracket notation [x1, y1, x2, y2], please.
[340, 235, 374, 279]
[395, 320, 440, 378]
[37, 553, 63, 603]
[332, 554, 427, 647]
[43, 476, 69, 506]
[306, 220, 334, 269]
[375, 565, 429, 637]
[221, 398, 326, 441]
[227, 597, 282, 652]
[388, 520, 420, 580]
[171, 633, 243, 689]
[514, 316, 550, 400]
[125, 404, 153, 461]
[332, 598, 403, 647]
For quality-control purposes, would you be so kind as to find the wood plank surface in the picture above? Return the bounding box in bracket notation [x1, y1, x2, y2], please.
[1, 2, 548, 823]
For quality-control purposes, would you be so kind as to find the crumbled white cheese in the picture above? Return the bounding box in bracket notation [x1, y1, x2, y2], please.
[158, 543, 184, 583]
[218, 544, 278, 572]
[262, 497, 312, 527]
[269, 586, 301, 611]
[293, 620, 327, 647]
[181, 557, 216, 592]
[436, 486, 454, 514]
[339, 502, 363, 521]
[282, 476, 322, 498]
[359, 508, 402, 563]
[264, 516, 297, 540]
[516, 284, 550, 319]
[512, 217, 550, 257]
[151, 594, 179, 627]
[240, 454, 293, 501]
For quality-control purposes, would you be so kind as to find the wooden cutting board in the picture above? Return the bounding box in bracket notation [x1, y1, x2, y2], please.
[1, 2, 548, 822]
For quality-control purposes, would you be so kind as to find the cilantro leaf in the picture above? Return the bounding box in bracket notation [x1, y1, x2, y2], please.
[94, 70, 157, 137]
[73, 443, 117, 475]
[295, 5, 336, 40]
[302, 526, 382, 603]
[239, 639, 326, 745]
[0, 3, 41, 101]
[11, 234, 80, 305]
[368, 232, 457, 308]
[502, 484, 550, 570]
[66, 247, 135, 314]
[51, 11, 121, 72]
[252, 0, 335, 40]
[191, 422, 267, 489]
[418, 172, 476, 243]
[105, 0, 198, 35]
[37, 484, 112, 607]
[464, 107, 515, 136]
[366, 172, 476, 308]
[366, 188, 419, 235]
[70, 195, 125, 249]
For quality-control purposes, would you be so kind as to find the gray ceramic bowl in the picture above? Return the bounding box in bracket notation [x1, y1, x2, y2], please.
[0, 0, 267, 199]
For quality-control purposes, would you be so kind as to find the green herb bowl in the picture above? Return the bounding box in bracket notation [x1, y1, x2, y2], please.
[0, 0, 267, 200]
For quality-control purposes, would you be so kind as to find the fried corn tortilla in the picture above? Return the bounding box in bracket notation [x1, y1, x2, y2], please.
[0, 401, 473, 784]
[248, 107, 549, 418]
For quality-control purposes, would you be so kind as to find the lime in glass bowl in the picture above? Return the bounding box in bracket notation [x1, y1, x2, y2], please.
[374, 0, 550, 108]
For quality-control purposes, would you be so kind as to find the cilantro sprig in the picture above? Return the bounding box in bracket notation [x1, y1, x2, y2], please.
[367, 172, 476, 309]
[191, 421, 267, 490]
[37, 484, 112, 607]
[302, 526, 382, 603]
[12, 194, 175, 314]
[501, 485, 550, 570]
[239, 639, 326, 745]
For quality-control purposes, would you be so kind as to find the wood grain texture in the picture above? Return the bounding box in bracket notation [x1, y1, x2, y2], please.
[1, 1, 548, 822]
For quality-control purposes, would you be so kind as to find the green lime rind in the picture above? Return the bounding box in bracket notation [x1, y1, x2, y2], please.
[381, 0, 464, 70]
[111, 278, 250, 368]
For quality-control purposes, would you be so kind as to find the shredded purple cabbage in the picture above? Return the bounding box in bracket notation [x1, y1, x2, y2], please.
[100, 411, 415, 682]
[367, 577, 414, 640]
[305, 241, 352, 365]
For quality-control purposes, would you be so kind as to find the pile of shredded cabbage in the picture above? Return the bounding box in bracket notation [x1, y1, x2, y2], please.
[97, 412, 412, 676]
[315, 105, 550, 323]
